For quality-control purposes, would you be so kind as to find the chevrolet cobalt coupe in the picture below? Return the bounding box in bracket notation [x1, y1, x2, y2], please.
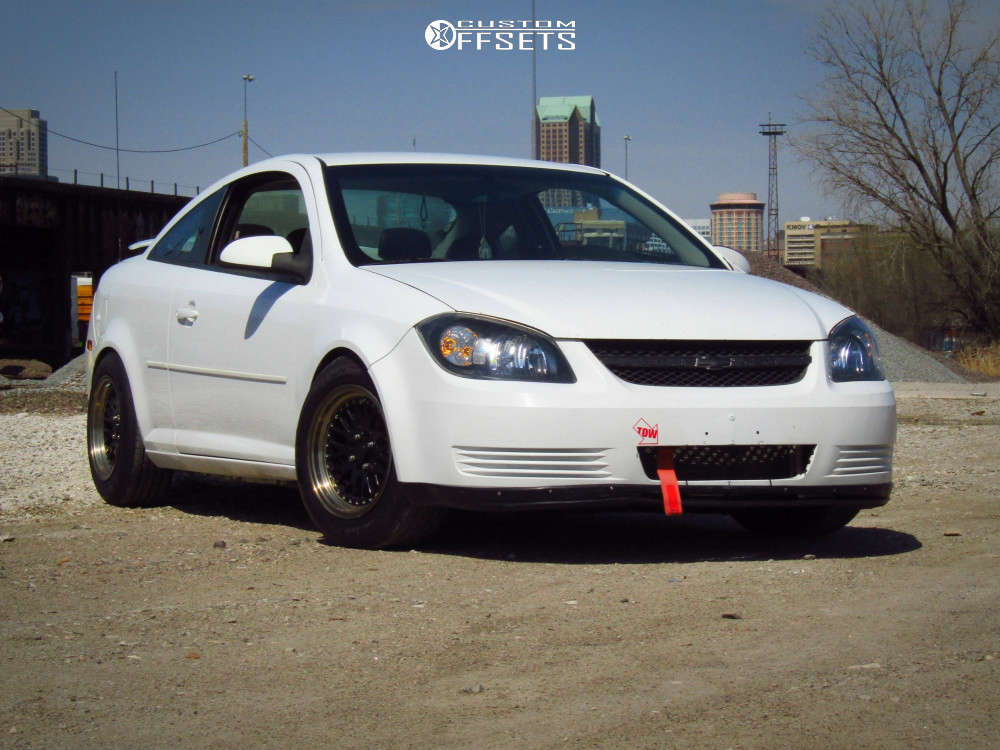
[86, 154, 894, 547]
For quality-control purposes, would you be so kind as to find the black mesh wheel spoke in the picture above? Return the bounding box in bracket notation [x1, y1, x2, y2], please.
[308, 386, 393, 519]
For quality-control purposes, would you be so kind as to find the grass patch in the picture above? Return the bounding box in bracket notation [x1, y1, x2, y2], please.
[955, 342, 1000, 377]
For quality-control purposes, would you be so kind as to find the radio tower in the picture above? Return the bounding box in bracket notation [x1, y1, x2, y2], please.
[759, 114, 786, 260]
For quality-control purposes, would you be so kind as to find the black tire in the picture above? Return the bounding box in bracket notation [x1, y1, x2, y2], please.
[731, 506, 859, 536]
[87, 352, 171, 507]
[295, 358, 442, 549]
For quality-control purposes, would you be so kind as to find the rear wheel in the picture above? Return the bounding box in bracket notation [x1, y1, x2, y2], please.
[731, 506, 858, 536]
[87, 353, 171, 507]
[295, 358, 441, 548]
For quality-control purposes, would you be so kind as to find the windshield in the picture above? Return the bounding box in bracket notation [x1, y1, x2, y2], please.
[325, 164, 723, 269]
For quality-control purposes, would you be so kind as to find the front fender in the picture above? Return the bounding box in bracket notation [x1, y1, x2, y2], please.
[92, 320, 167, 443]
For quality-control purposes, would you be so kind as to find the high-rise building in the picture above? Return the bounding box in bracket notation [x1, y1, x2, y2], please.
[783, 217, 866, 269]
[535, 96, 601, 168]
[0, 109, 47, 177]
[710, 192, 764, 253]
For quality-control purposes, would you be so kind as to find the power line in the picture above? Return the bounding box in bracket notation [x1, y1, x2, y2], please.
[1, 107, 239, 154]
[248, 135, 273, 158]
[50, 127, 239, 153]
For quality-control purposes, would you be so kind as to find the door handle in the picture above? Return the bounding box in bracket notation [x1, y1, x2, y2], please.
[176, 306, 199, 325]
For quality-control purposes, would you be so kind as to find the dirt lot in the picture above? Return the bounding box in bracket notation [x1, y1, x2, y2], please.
[1, 389, 997, 749]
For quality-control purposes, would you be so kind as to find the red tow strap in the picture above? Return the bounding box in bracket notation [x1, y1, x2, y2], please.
[657, 448, 683, 515]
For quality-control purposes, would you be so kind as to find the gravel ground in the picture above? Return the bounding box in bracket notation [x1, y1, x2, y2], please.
[1, 389, 997, 749]
[0, 413, 92, 515]
[2, 273, 995, 746]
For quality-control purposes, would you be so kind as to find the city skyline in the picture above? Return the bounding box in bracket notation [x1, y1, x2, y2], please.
[5, 1, 995, 224]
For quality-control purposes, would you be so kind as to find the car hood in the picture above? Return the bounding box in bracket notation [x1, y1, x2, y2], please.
[367, 261, 852, 340]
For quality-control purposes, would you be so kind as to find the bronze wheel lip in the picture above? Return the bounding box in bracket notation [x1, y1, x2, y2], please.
[88, 374, 120, 482]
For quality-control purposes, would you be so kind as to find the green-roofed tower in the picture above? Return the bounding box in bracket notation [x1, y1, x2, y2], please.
[534, 95, 601, 169]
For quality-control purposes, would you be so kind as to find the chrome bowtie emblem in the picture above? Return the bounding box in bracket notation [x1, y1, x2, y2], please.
[693, 355, 737, 371]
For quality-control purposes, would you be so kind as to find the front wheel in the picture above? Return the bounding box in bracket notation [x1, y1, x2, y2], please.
[87, 353, 171, 507]
[731, 506, 859, 537]
[295, 359, 441, 548]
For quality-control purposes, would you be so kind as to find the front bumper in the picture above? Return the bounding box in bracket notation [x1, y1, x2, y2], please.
[369, 330, 896, 509]
[401, 482, 892, 512]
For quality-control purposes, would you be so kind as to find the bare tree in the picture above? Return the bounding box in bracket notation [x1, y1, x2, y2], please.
[795, 0, 1000, 335]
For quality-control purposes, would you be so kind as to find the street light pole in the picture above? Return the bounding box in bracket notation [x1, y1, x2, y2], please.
[530, 0, 536, 159]
[624, 134, 632, 181]
[242, 73, 254, 167]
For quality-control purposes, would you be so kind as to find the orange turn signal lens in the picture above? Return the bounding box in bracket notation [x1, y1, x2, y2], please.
[439, 325, 478, 366]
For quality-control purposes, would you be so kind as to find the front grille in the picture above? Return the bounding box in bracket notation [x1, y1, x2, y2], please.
[585, 339, 812, 387]
[638, 445, 815, 481]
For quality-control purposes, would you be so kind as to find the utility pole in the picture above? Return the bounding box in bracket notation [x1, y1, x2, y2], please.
[759, 114, 786, 259]
[242, 73, 254, 167]
[114, 71, 121, 188]
[623, 134, 632, 181]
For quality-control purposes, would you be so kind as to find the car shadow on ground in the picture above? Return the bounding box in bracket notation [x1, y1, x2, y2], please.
[422, 510, 922, 565]
[163, 474, 314, 532]
[161, 477, 920, 564]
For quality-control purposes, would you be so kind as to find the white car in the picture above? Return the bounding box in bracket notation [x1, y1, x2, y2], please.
[86, 153, 895, 548]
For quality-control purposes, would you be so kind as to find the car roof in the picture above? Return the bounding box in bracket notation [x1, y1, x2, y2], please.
[315, 152, 609, 175]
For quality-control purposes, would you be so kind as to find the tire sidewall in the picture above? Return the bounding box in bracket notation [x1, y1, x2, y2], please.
[87, 353, 146, 506]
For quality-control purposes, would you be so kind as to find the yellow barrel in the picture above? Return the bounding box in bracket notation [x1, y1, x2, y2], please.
[75, 276, 93, 323]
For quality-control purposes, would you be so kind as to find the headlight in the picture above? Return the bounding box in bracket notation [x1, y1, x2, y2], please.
[417, 314, 575, 383]
[828, 316, 885, 382]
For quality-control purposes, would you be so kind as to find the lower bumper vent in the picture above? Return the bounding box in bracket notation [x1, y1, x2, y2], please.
[454, 447, 611, 480]
[638, 444, 815, 481]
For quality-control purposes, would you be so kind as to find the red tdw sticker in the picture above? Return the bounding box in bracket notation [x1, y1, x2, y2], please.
[634, 418, 659, 445]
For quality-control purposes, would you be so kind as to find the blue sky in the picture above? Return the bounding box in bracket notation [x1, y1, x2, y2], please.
[4, 0, 985, 223]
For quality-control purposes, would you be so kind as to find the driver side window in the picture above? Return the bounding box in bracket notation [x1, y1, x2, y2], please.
[148, 188, 225, 267]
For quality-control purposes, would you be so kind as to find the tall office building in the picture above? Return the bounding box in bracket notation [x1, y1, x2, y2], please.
[535, 96, 601, 168]
[710, 192, 764, 253]
[0, 109, 48, 177]
[535, 96, 600, 208]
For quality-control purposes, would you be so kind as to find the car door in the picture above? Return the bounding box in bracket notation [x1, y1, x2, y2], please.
[139, 187, 227, 453]
[166, 166, 320, 465]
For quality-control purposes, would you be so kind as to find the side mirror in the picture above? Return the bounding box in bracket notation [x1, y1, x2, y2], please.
[128, 238, 153, 254]
[220, 235, 294, 268]
[713, 245, 751, 273]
